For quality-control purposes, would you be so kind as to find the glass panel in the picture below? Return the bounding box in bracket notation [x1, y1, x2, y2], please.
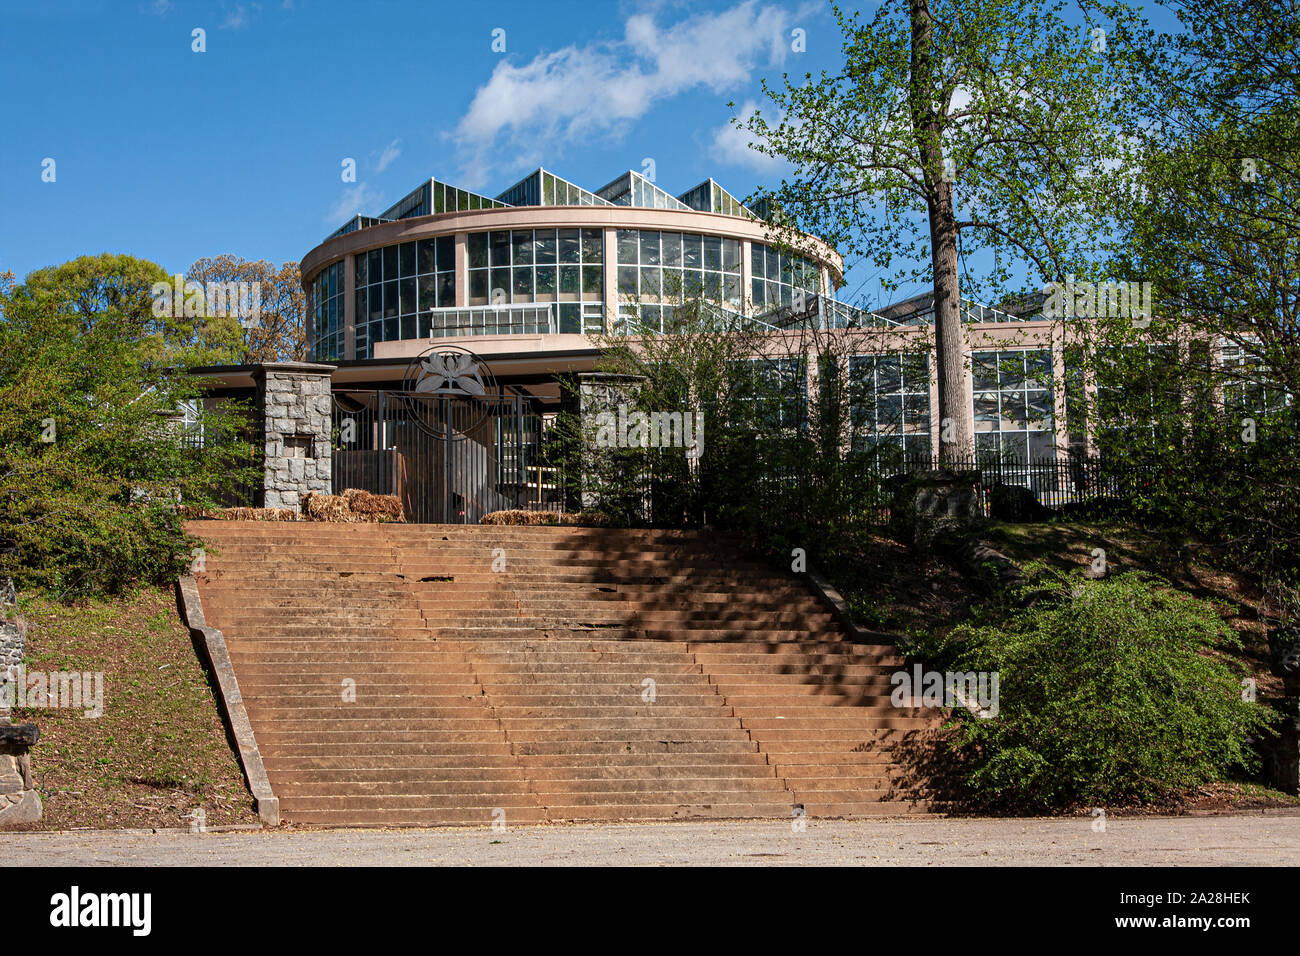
[469, 270, 488, 302]
[490, 232, 510, 268]
[401, 312, 415, 340]
[513, 266, 532, 299]
[618, 266, 637, 296]
[354, 252, 367, 286]
[640, 231, 661, 266]
[438, 272, 454, 308]
[722, 238, 741, 271]
[560, 265, 580, 295]
[383, 245, 397, 282]
[973, 391, 999, 426]
[1002, 391, 1028, 428]
[662, 232, 682, 268]
[559, 303, 581, 334]
[436, 235, 454, 271]
[513, 230, 533, 265]
[972, 353, 999, 390]
[683, 233, 702, 268]
[876, 356, 901, 393]
[536, 267, 556, 296]
[368, 249, 382, 285]
[617, 230, 639, 264]
[468, 233, 488, 269]
[1027, 392, 1054, 427]
[703, 236, 722, 271]
[536, 232, 557, 264]
[490, 268, 510, 303]
[1028, 430, 1056, 461]
[582, 265, 602, 296]
[559, 229, 580, 263]
[400, 277, 416, 316]
[383, 280, 398, 318]
[704, 272, 720, 301]
[976, 432, 1001, 457]
[751, 242, 765, 277]
[1025, 350, 1052, 389]
[399, 242, 415, 278]
[1000, 354, 1027, 390]
[723, 274, 741, 306]
[418, 275, 436, 313]
[418, 239, 437, 275]
[581, 229, 603, 263]
[640, 267, 661, 299]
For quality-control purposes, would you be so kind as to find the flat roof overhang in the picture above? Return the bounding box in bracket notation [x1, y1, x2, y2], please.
[187, 345, 605, 403]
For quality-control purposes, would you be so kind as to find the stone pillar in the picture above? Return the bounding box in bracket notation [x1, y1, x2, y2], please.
[254, 362, 336, 511]
[0, 579, 42, 828]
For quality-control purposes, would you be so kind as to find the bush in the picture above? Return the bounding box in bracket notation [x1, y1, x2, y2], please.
[906, 569, 1272, 811]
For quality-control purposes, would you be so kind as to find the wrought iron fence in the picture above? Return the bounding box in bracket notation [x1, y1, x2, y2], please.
[331, 389, 544, 523]
[750, 453, 1158, 525]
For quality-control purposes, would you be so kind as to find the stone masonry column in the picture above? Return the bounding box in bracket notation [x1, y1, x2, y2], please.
[254, 362, 337, 510]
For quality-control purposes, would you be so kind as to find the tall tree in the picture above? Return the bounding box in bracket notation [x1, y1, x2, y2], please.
[0, 256, 254, 596]
[1094, 0, 1300, 586]
[738, 0, 1140, 463]
[186, 256, 308, 364]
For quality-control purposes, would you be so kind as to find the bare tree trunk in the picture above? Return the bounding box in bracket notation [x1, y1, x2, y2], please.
[909, 0, 975, 465]
[929, 194, 972, 462]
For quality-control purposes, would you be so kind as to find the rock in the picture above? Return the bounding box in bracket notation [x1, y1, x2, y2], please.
[989, 482, 1055, 522]
[0, 788, 42, 827]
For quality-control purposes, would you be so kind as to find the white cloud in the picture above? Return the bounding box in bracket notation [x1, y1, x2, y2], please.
[709, 99, 787, 173]
[326, 184, 385, 226]
[220, 3, 257, 30]
[375, 139, 401, 174]
[453, 1, 817, 183]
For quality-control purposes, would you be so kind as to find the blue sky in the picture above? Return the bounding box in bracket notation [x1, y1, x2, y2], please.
[1, 0, 1181, 312]
[1, 1, 854, 286]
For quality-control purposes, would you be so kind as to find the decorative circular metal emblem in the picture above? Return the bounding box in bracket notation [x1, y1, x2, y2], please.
[400, 344, 498, 441]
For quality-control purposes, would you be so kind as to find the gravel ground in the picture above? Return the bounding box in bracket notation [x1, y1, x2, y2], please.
[5, 811, 1300, 866]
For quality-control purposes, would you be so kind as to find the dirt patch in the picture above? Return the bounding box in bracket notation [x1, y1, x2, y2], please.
[7, 586, 258, 830]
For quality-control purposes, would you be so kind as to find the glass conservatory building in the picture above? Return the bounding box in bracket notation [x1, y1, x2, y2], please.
[304, 168, 836, 363]
[297, 167, 1090, 467]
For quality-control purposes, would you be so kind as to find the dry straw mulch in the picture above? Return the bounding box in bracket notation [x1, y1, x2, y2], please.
[481, 510, 612, 527]
[191, 489, 404, 524]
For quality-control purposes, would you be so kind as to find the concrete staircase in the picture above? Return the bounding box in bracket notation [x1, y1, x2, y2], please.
[187, 521, 944, 826]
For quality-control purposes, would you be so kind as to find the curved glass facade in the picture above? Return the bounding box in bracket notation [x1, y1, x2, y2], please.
[310, 260, 346, 361]
[750, 242, 820, 313]
[311, 230, 837, 358]
[615, 229, 742, 330]
[352, 237, 455, 359]
[467, 228, 604, 336]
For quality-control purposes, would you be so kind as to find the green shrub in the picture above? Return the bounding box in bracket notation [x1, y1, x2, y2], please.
[907, 569, 1272, 811]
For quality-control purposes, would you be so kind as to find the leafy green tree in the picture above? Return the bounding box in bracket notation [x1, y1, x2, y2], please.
[1087, 0, 1300, 586]
[737, 0, 1142, 463]
[909, 569, 1272, 810]
[0, 255, 255, 596]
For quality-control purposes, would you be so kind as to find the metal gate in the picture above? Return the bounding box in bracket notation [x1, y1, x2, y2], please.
[331, 389, 542, 523]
